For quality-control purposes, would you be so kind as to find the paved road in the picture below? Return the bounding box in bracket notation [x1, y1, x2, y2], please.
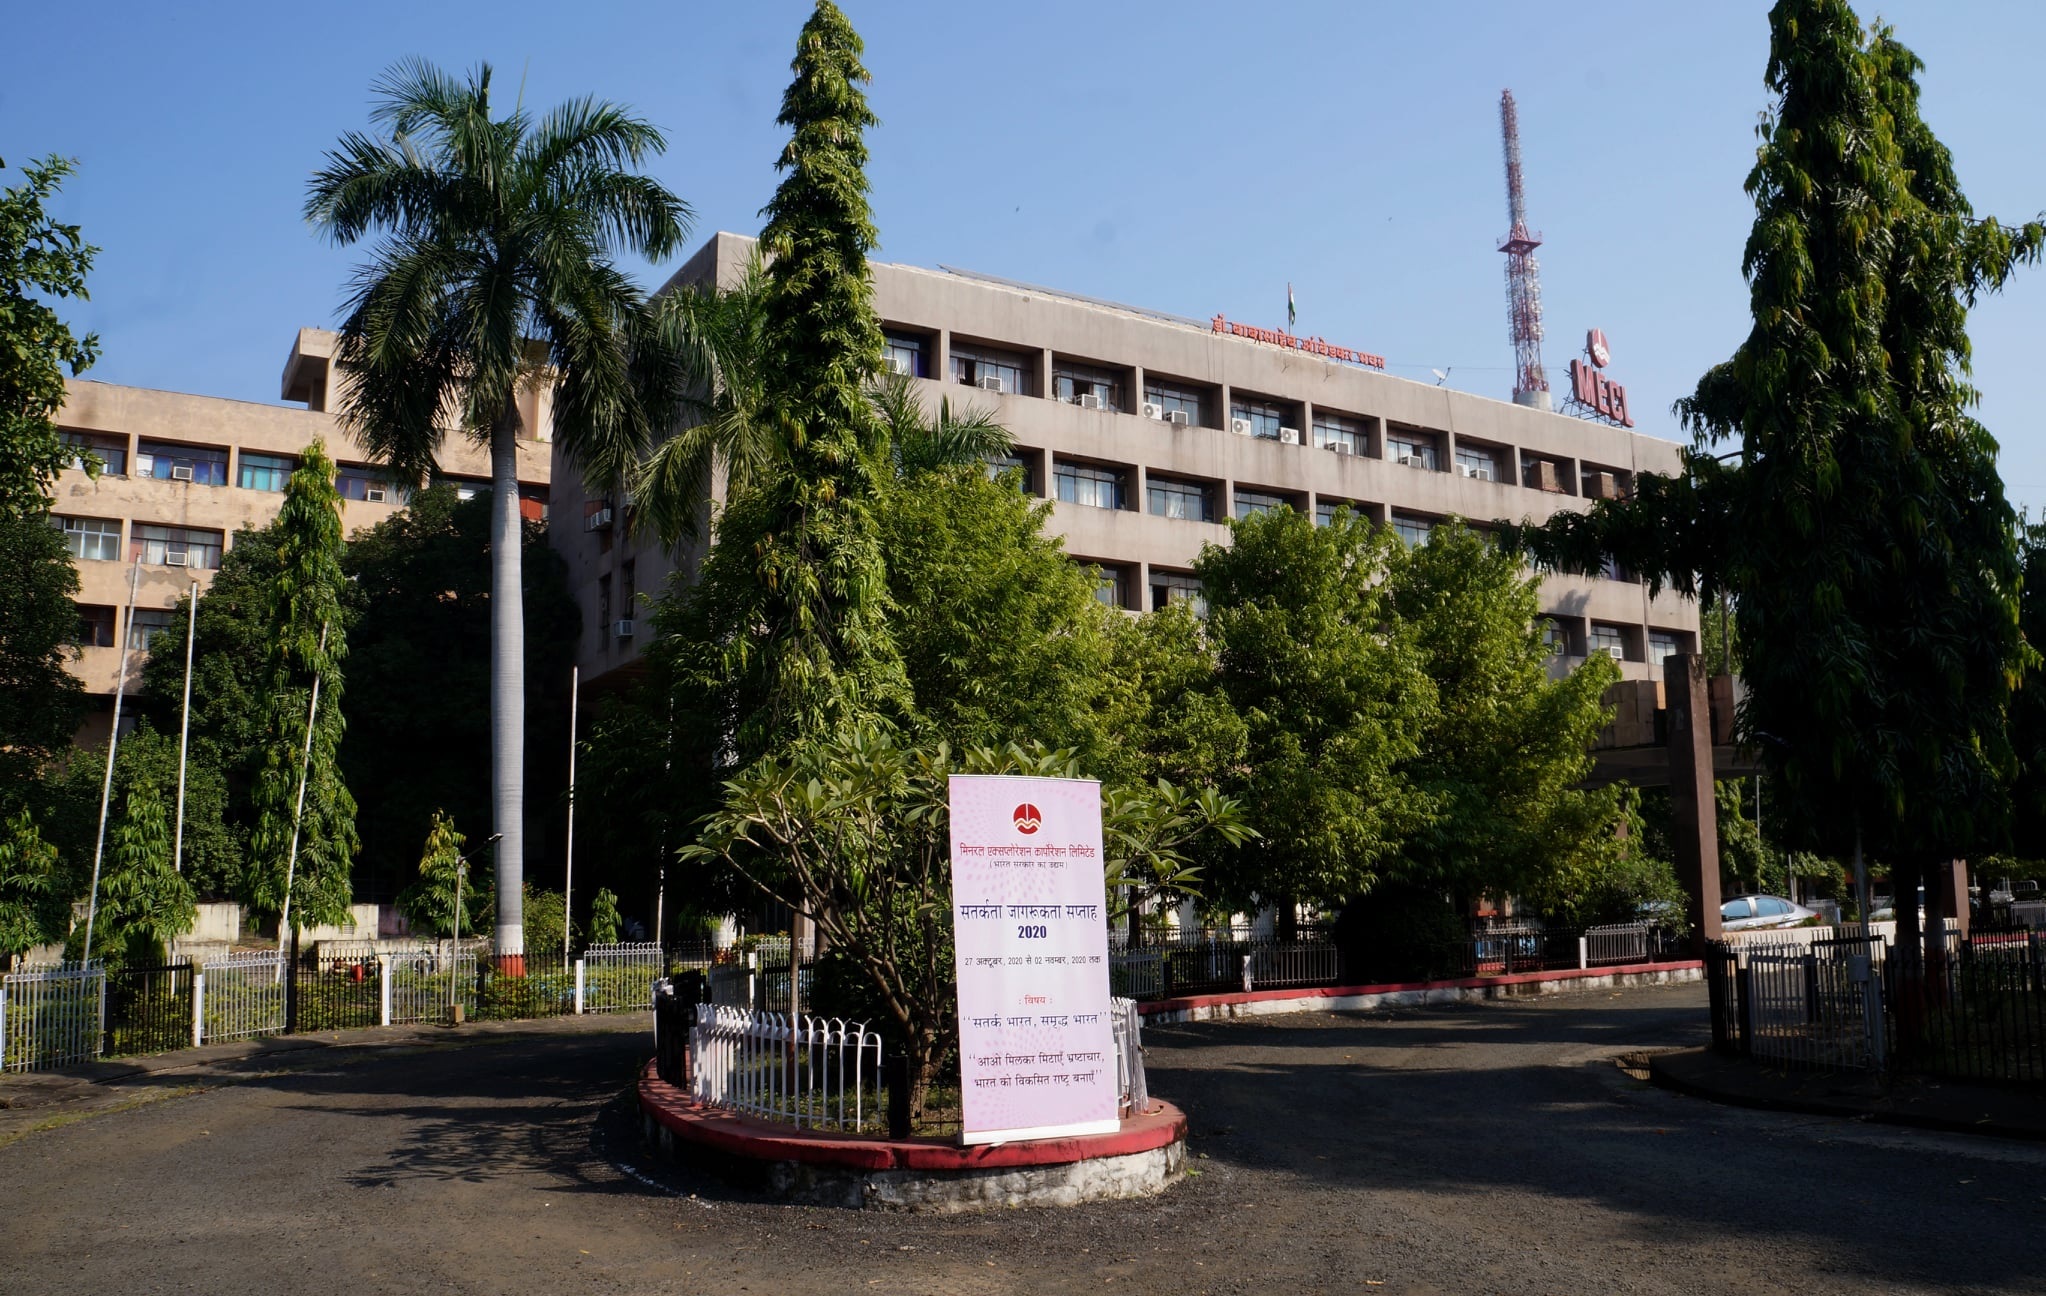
[2, 985, 2040, 1295]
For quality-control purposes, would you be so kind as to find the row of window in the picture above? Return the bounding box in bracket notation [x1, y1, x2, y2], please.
[61, 432, 411, 499]
[58, 517, 224, 569]
[886, 331, 1632, 494]
[71, 603, 177, 651]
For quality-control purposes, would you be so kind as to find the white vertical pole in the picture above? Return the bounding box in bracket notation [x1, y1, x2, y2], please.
[378, 956, 392, 1027]
[191, 971, 205, 1048]
[1578, 936, 1589, 971]
[173, 579, 198, 872]
[275, 621, 330, 983]
[83, 559, 145, 966]
[574, 959, 585, 1014]
[562, 666, 578, 963]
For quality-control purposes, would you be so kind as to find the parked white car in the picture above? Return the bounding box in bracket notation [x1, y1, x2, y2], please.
[1719, 894, 1820, 931]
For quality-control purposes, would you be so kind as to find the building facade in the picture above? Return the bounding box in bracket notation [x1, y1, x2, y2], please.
[553, 233, 1698, 693]
[49, 327, 554, 739]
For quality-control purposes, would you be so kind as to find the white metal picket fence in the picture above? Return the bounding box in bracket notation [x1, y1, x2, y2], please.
[1, 963, 106, 1072]
[688, 1006, 882, 1131]
[200, 951, 286, 1042]
[385, 950, 477, 1025]
[1110, 995, 1149, 1115]
[579, 943, 664, 1013]
[1585, 921, 1654, 966]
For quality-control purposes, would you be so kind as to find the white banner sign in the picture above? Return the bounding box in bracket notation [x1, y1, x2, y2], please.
[949, 774, 1119, 1145]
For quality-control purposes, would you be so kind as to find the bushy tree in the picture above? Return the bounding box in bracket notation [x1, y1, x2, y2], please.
[588, 887, 622, 946]
[1385, 521, 1623, 903]
[0, 508, 86, 797]
[39, 725, 243, 903]
[1193, 507, 1433, 918]
[0, 155, 99, 515]
[0, 810, 66, 960]
[340, 484, 577, 903]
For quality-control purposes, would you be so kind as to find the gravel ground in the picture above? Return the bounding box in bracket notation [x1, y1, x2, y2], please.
[1, 983, 2039, 1295]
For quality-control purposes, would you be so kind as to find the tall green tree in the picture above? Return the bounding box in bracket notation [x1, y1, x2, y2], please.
[0, 155, 99, 515]
[1508, 2, 2043, 956]
[39, 725, 243, 904]
[397, 809, 486, 938]
[306, 59, 692, 967]
[248, 442, 355, 930]
[1385, 522, 1623, 904]
[0, 509, 86, 799]
[1194, 507, 1435, 920]
[736, 0, 905, 749]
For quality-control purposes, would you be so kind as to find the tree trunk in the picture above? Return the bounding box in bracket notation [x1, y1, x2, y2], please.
[1891, 857, 1925, 1056]
[490, 404, 527, 975]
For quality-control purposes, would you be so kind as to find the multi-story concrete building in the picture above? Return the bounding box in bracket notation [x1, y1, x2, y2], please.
[553, 232, 1697, 694]
[49, 327, 554, 740]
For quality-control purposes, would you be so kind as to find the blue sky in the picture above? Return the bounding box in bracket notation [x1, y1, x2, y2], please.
[6, 2, 2042, 506]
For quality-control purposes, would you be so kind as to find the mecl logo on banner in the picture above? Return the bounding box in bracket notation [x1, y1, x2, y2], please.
[1012, 803, 1042, 835]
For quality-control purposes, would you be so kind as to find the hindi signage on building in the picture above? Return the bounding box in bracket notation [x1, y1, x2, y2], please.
[949, 774, 1119, 1145]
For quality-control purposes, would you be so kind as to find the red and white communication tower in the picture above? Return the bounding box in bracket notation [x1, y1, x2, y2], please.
[1498, 89, 1550, 410]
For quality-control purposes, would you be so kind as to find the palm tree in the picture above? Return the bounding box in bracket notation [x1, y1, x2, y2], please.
[864, 370, 1011, 481]
[306, 60, 692, 971]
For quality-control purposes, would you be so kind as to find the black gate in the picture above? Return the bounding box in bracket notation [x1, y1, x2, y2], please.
[104, 962, 195, 1058]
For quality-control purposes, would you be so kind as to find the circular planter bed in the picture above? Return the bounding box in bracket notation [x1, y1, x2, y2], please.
[637, 1060, 1187, 1212]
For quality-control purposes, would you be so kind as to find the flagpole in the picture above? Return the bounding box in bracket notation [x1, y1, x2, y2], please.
[82, 559, 145, 966]
[173, 579, 198, 873]
[275, 620, 329, 984]
[562, 665, 578, 963]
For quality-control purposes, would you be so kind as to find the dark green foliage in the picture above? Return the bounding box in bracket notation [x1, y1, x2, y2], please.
[1193, 507, 1433, 914]
[1385, 522, 1623, 901]
[740, 0, 905, 747]
[1331, 885, 1471, 984]
[1508, 1, 2044, 877]
[340, 485, 577, 900]
[0, 155, 99, 515]
[0, 810, 66, 959]
[588, 887, 621, 946]
[875, 463, 1117, 755]
[248, 443, 355, 928]
[397, 810, 488, 938]
[39, 726, 243, 904]
[0, 508, 86, 797]
[86, 780, 195, 969]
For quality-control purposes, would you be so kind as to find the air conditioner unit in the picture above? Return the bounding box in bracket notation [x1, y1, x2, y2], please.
[976, 374, 1006, 394]
[1398, 452, 1421, 467]
[886, 354, 912, 376]
[1327, 442, 1353, 456]
[1141, 401, 1165, 421]
[1167, 409, 1190, 427]
[614, 618, 636, 639]
[164, 550, 189, 567]
[365, 487, 388, 503]
[169, 464, 195, 482]
[1278, 426, 1300, 445]
[620, 490, 637, 509]
[1474, 466, 1494, 482]
[584, 507, 614, 532]
[1078, 393, 1107, 411]
[1229, 418, 1254, 437]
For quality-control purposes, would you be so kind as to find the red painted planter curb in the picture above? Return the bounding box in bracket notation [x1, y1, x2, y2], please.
[638, 1060, 1186, 1172]
[1137, 959, 1706, 1016]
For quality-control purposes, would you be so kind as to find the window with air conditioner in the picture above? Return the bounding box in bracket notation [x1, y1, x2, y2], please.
[1053, 360, 1124, 413]
[1143, 379, 1206, 428]
[132, 524, 223, 570]
[1386, 429, 1439, 470]
[882, 331, 927, 378]
[364, 487, 388, 503]
[1455, 446, 1500, 482]
[949, 345, 1029, 398]
[1313, 412, 1366, 456]
[1589, 623, 1629, 661]
[138, 440, 227, 486]
[1229, 396, 1293, 441]
[335, 465, 389, 501]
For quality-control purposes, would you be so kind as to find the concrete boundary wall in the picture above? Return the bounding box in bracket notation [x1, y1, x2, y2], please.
[1137, 961, 1704, 1024]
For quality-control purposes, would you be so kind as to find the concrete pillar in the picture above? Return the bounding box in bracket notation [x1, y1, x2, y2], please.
[1298, 399, 1315, 449]
[1128, 463, 1146, 514]
[1136, 560, 1153, 611]
[1128, 364, 1145, 417]
[1216, 382, 1232, 433]
[1037, 347, 1054, 402]
[934, 329, 952, 387]
[1367, 415, 1388, 460]
[1667, 653, 1722, 956]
